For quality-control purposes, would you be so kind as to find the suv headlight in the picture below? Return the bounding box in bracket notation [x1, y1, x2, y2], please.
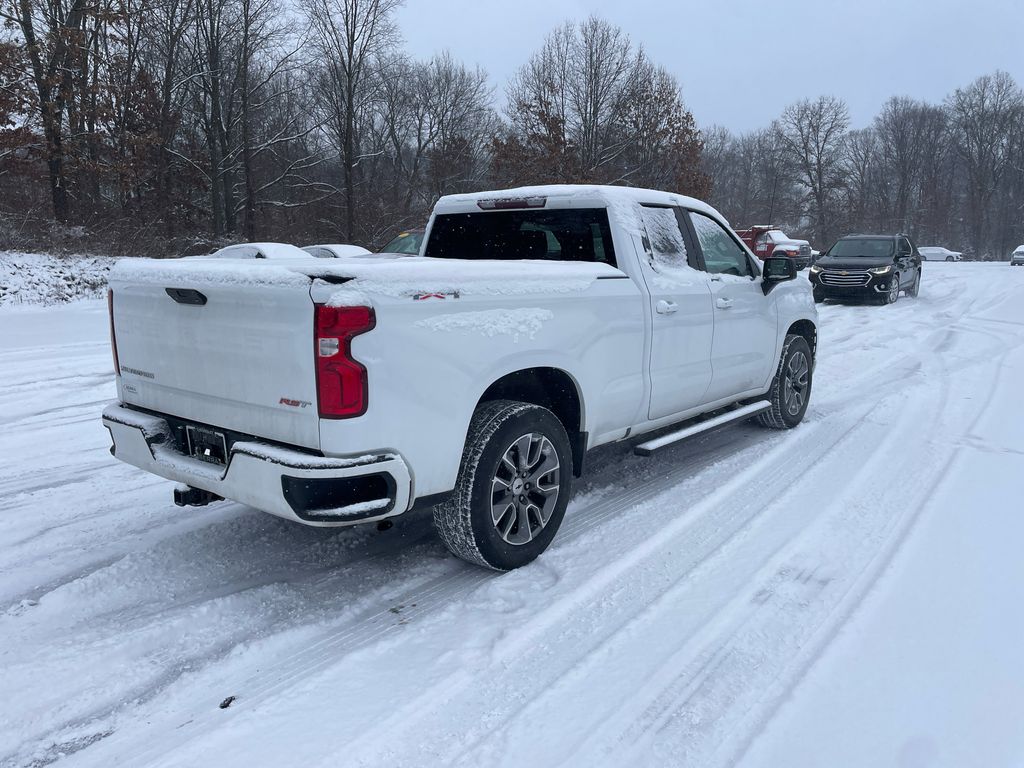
[868, 265, 894, 275]
[809, 265, 822, 274]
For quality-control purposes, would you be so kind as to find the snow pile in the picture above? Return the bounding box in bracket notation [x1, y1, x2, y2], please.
[415, 308, 555, 342]
[0, 252, 114, 306]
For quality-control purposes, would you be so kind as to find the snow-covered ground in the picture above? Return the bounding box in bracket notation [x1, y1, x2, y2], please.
[0, 253, 114, 306]
[1, 262, 1022, 767]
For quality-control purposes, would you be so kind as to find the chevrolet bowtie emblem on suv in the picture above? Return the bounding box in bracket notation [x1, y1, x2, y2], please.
[841, 270, 849, 275]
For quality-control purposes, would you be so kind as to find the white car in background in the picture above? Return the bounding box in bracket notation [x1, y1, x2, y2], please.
[302, 244, 373, 259]
[918, 246, 962, 262]
[200, 243, 312, 260]
[1011, 246, 1024, 266]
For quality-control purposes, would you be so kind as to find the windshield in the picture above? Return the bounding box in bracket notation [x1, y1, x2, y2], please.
[382, 231, 424, 255]
[828, 238, 894, 258]
[423, 209, 616, 265]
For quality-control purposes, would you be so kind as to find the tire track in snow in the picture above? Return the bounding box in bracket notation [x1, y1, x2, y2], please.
[5, 266, 1019, 768]
[53, 281, 1024, 768]
[572, 356, 953, 766]
[54, 427, 773, 768]
[570, 302, 1023, 767]
[354, 383, 926, 768]
[139, 411, 872, 768]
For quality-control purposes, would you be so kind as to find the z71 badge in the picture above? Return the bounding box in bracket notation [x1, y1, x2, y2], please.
[413, 290, 460, 301]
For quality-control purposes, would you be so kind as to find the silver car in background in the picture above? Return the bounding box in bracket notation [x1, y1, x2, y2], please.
[919, 246, 962, 262]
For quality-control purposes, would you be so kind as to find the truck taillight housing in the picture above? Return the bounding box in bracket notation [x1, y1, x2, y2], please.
[107, 289, 120, 375]
[314, 304, 375, 419]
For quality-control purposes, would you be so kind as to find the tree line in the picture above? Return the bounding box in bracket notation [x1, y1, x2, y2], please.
[704, 73, 1024, 258]
[1, 1, 1022, 258]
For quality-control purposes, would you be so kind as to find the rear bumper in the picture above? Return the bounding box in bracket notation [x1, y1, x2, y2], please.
[102, 404, 412, 527]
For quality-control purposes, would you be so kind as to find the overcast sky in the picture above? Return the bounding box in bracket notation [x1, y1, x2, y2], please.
[395, 0, 1024, 133]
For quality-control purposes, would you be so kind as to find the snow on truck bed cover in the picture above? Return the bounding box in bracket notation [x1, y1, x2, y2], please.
[109, 256, 623, 300]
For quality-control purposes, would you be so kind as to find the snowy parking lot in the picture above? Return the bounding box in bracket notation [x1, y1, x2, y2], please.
[2, 262, 1023, 767]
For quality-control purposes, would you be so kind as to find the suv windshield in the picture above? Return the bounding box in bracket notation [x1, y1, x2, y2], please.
[829, 238, 894, 258]
[423, 209, 616, 265]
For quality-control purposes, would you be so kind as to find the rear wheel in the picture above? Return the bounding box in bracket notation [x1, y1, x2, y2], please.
[908, 270, 921, 297]
[433, 400, 573, 570]
[757, 334, 812, 430]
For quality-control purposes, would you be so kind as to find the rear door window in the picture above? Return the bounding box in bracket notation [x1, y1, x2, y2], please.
[639, 206, 688, 270]
[688, 212, 754, 278]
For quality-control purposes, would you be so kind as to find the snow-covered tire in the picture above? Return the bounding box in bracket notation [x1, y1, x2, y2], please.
[433, 400, 573, 571]
[756, 334, 812, 430]
[908, 270, 921, 297]
[882, 274, 900, 305]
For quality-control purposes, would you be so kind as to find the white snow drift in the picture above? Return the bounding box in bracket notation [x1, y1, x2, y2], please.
[1, 262, 1022, 768]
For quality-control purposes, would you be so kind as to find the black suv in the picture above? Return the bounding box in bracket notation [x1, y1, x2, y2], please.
[809, 234, 922, 305]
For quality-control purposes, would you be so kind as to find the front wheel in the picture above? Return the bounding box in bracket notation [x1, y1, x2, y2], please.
[883, 274, 900, 305]
[812, 286, 826, 303]
[757, 334, 812, 430]
[433, 400, 573, 570]
[945, 256, 954, 262]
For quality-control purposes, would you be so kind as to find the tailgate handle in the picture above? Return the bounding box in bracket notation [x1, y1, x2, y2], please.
[165, 288, 207, 306]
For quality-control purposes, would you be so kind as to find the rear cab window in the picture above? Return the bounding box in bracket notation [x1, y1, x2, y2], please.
[424, 209, 617, 266]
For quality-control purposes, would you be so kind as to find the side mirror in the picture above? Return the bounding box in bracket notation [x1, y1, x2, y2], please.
[762, 256, 797, 295]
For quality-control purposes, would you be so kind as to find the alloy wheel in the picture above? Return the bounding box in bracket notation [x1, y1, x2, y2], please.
[490, 433, 561, 545]
[888, 276, 900, 304]
[783, 350, 810, 417]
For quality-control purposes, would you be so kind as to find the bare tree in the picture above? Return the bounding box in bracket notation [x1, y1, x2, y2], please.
[302, 0, 402, 241]
[948, 71, 1024, 256]
[499, 17, 704, 194]
[2, 0, 95, 221]
[778, 95, 850, 243]
[843, 127, 878, 232]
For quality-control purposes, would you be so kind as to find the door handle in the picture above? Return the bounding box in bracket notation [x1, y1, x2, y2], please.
[656, 299, 679, 315]
[716, 298, 733, 309]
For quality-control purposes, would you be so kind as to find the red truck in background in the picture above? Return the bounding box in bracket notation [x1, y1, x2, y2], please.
[735, 225, 813, 270]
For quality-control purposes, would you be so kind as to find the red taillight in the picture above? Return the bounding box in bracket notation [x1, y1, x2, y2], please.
[107, 289, 120, 375]
[314, 304, 375, 418]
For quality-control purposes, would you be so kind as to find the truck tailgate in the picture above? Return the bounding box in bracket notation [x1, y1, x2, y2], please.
[110, 260, 320, 450]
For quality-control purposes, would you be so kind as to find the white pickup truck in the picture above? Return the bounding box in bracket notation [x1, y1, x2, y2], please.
[103, 185, 818, 570]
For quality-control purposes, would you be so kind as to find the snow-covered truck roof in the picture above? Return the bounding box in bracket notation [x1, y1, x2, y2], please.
[434, 185, 726, 228]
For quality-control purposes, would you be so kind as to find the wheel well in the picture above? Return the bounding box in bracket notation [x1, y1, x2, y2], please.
[787, 319, 817, 362]
[478, 367, 586, 476]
